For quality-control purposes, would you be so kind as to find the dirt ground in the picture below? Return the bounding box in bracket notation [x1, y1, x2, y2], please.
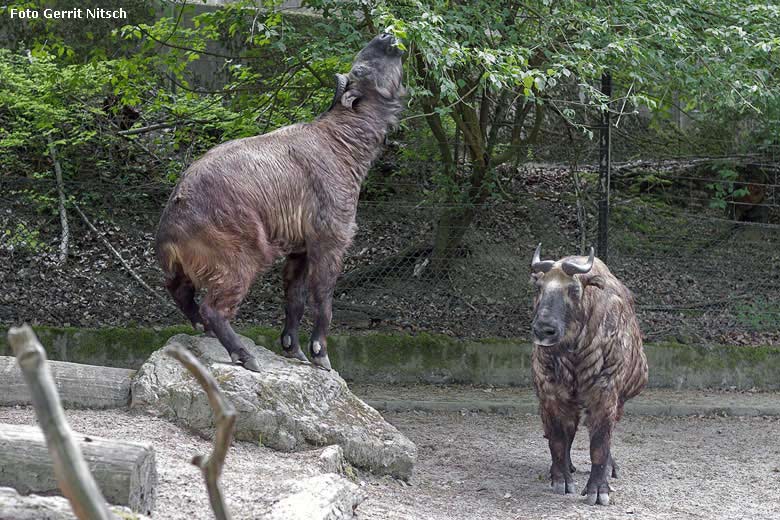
[1, 405, 779, 520]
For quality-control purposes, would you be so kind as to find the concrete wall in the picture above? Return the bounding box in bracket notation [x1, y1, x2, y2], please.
[2, 326, 779, 390]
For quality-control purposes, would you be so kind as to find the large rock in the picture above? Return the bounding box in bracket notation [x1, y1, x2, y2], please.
[266, 473, 365, 520]
[130, 334, 416, 480]
[0, 486, 150, 520]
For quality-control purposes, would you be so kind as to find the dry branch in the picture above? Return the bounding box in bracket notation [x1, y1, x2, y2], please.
[26, 50, 69, 265]
[0, 423, 157, 514]
[7, 325, 115, 520]
[47, 142, 70, 265]
[165, 346, 236, 520]
[71, 202, 172, 307]
[0, 355, 134, 409]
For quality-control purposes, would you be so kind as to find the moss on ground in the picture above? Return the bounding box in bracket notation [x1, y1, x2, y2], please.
[0, 326, 777, 388]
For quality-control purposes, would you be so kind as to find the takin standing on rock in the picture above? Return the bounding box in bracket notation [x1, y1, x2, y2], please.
[155, 33, 405, 372]
[529, 244, 648, 506]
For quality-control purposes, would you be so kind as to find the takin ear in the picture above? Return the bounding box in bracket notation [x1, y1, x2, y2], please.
[582, 274, 605, 290]
[341, 87, 363, 109]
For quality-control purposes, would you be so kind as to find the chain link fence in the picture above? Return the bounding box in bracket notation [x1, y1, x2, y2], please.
[1, 136, 778, 347]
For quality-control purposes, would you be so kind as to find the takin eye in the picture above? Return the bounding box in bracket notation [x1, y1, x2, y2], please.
[567, 284, 582, 300]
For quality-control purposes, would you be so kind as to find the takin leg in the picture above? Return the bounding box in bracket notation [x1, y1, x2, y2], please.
[199, 273, 260, 373]
[565, 411, 580, 474]
[305, 245, 343, 371]
[582, 411, 615, 506]
[165, 271, 208, 333]
[541, 400, 578, 495]
[280, 252, 308, 363]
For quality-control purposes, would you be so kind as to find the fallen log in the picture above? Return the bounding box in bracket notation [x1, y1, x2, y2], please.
[0, 355, 134, 409]
[0, 423, 157, 515]
[0, 487, 150, 520]
[9, 324, 117, 520]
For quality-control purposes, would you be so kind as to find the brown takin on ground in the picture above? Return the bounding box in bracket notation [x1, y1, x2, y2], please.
[529, 244, 648, 506]
[155, 33, 405, 372]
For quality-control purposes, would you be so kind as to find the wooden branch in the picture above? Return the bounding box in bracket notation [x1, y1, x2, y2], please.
[478, 90, 491, 143]
[0, 423, 157, 514]
[117, 122, 177, 136]
[7, 325, 115, 520]
[166, 346, 236, 520]
[413, 51, 455, 173]
[485, 90, 512, 156]
[71, 203, 172, 307]
[0, 356, 134, 409]
[47, 142, 69, 265]
[489, 101, 539, 167]
[27, 50, 68, 265]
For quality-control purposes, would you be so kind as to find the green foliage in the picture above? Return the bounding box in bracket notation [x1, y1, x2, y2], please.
[0, 0, 778, 258]
[1, 222, 48, 253]
[305, 0, 780, 207]
[736, 298, 780, 331]
[706, 162, 750, 210]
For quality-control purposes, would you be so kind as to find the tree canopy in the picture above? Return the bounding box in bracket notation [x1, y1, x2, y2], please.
[1, 0, 778, 260]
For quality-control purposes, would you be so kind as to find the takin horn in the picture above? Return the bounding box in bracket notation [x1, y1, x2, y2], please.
[328, 73, 349, 111]
[531, 243, 555, 273]
[561, 246, 595, 276]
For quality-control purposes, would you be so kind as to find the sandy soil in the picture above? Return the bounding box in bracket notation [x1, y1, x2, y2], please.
[1, 406, 778, 520]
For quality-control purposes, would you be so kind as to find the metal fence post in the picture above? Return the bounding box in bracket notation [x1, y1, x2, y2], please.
[597, 72, 612, 262]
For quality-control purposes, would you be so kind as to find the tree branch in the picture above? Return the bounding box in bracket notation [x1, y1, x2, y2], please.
[165, 346, 237, 520]
[117, 122, 177, 136]
[413, 51, 455, 173]
[8, 325, 115, 520]
[71, 203, 172, 307]
[486, 90, 513, 156]
[490, 101, 543, 167]
[47, 141, 69, 266]
[27, 50, 69, 266]
[478, 89, 491, 144]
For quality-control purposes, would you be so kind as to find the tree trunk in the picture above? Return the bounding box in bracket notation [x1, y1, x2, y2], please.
[430, 205, 477, 275]
[0, 423, 157, 515]
[0, 356, 134, 409]
[0, 487, 151, 520]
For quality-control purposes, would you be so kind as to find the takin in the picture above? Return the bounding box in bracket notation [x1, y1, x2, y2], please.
[155, 33, 405, 372]
[530, 244, 648, 506]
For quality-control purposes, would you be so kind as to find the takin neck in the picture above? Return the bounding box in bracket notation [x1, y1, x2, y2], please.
[314, 96, 402, 187]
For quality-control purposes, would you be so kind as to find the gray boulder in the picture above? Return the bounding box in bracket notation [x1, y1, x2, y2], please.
[0, 486, 149, 520]
[130, 334, 416, 480]
[266, 473, 365, 520]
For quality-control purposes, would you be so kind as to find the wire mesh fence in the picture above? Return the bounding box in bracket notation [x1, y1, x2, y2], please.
[1, 139, 778, 347]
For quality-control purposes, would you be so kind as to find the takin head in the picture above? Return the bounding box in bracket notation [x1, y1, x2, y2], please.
[329, 32, 405, 113]
[529, 244, 606, 349]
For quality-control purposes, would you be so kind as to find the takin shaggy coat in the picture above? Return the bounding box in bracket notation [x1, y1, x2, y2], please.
[155, 33, 405, 371]
[530, 244, 648, 506]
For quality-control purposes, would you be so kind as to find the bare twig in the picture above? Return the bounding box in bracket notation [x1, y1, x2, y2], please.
[166, 346, 236, 520]
[47, 141, 70, 265]
[117, 122, 178, 136]
[7, 325, 115, 520]
[27, 50, 69, 265]
[71, 203, 172, 307]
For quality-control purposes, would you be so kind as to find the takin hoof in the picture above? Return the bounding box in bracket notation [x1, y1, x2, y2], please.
[551, 479, 577, 495]
[230, 352, 262, 372]
[312, 354, 332, 371]
[310, 341, 332, 371]
[282, 346, 309, 363]
[582, 480, 611, 506]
